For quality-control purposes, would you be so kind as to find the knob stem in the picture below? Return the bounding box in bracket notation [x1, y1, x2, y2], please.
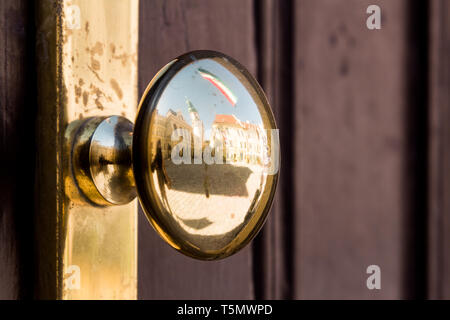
[72, 116, 136, 206]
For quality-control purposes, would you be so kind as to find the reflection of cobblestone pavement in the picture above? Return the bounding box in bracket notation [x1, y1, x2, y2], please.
[161, 161, 265, 236]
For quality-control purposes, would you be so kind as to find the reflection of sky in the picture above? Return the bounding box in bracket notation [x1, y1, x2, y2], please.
[95, 117, 118, 147]
[156, 59, 263, 140]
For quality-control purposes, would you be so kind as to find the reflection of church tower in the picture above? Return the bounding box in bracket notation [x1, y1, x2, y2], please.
[186, 98, 204, 145]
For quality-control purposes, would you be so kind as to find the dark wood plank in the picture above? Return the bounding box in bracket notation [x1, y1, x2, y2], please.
[252, 0, 294, 299]
[293, 0, 427, 299]
[0, 0, 35, 300]
[428, 0, 450, 300]
[138, 0, 256, 299]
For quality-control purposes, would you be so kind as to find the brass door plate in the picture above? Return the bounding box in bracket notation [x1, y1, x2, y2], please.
[36, 0, 138, 299]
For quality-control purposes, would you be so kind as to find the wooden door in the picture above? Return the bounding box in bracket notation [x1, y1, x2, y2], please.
[1, 0, 448, 300]
[136, 0, 429, 299]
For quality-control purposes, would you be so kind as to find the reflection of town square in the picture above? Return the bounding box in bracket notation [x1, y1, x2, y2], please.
[162, 161, 265, 237]
[148, 98, 270, 239]
[150, 98, 269, 167]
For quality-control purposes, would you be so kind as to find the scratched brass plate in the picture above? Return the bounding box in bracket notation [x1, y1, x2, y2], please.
[36, 0, 138, 299]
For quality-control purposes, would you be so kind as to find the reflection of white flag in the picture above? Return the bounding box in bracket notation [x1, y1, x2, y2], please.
[198, 68, 238, 106]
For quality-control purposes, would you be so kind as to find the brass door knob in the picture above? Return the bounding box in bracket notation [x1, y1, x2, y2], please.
[71, 50, 279, 260]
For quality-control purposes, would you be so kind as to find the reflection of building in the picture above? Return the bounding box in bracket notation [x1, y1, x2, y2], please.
[210, 114, 265, 164]
[151, 109, 192, 159]
[187, 99, 204, 145]
[243, 121, 262, 164]
[186, 99, 205, 159]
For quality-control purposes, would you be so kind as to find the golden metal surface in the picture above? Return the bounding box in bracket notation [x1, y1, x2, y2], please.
[72, 116, 136, 206]
[36, 0, 138, 299]
[134, 51, 279, 260]
[68, 50, 279, 262]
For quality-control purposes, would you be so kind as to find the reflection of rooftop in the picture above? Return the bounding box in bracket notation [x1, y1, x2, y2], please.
[213, 114, 259, 131]
[186, 98, 198, 114]
[166, 109, 177, 116]
[166, 108, 185, 121]
[213, 114, 240, 125]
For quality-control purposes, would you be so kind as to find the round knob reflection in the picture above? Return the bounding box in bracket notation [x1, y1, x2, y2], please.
[133, 50, 279, 260]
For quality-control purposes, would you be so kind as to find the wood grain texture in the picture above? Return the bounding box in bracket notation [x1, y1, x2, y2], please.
[293, 0, 427, 299]
[252, 0, 294, 299]
[138, 0, 256, 299]
[0, 0, 35, 299]
[428, 0, 450, 300]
